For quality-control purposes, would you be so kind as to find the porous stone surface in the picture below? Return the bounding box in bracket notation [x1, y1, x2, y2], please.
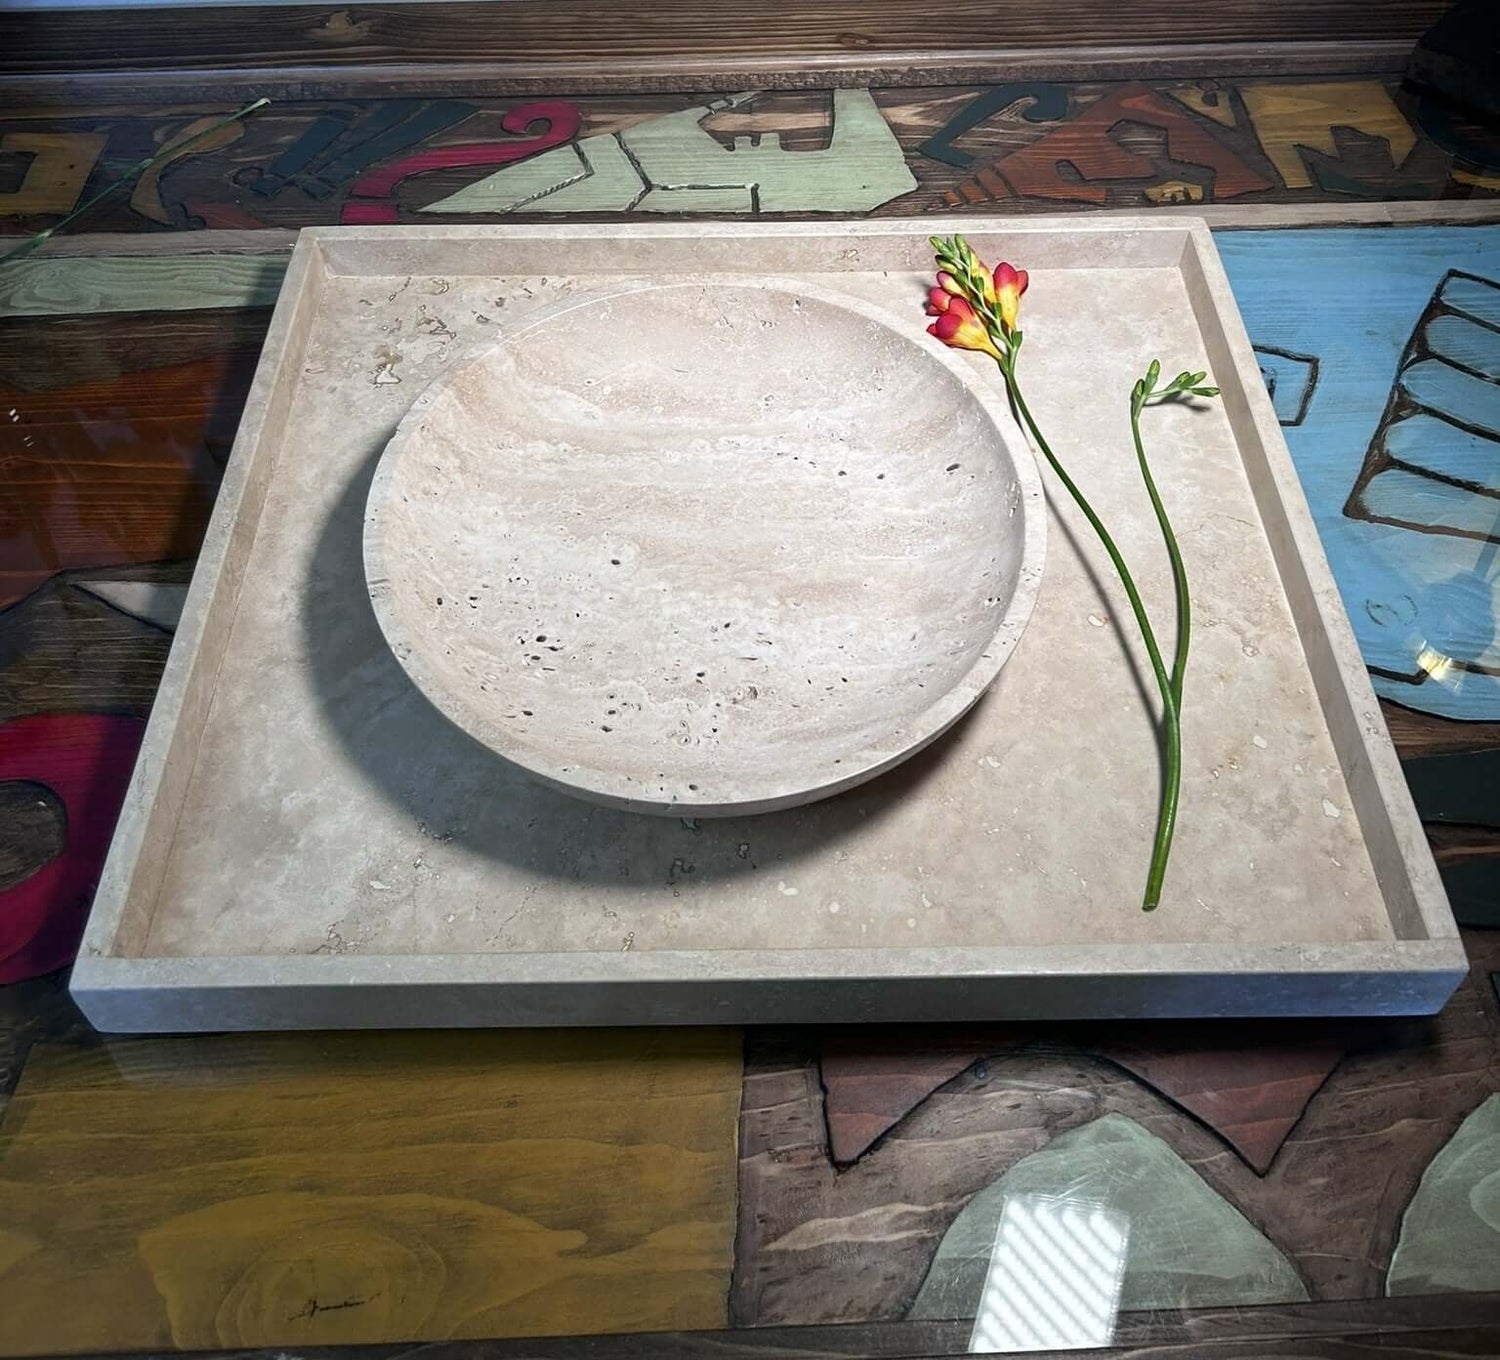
[126, 253, 1396, 960]
[365, 279, 1044, 815]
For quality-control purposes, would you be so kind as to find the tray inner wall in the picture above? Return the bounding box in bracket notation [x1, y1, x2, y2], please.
[125, 246, 1397, 960]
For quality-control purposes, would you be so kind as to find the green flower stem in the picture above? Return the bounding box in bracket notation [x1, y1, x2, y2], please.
[1002, 356, 1181, 912]
[1131, 387, 1190, 706]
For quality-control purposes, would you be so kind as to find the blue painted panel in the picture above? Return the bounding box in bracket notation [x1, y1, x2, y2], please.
[1426, 315, 1500, 385]
[1403, 358, 1500, 432]
[1254, 346, 1318, 425]
[1218, 225, 1500, 719]
[1386, 414, 1500, 492]
[1361, 469, 1500, 539]
[1446, 275, 1500, 329]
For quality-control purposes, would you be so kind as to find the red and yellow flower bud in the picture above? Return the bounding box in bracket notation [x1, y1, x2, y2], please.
[993, 262, 1028, 333]
[925, 293, 1002, 360]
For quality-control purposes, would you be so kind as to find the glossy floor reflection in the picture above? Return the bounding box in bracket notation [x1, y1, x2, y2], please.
[968, 1194, 1128, 1353]
[0, 1029, 742, 1354]
[913, 1114, 1308, 1327]
[4, 75, 1500, 1360]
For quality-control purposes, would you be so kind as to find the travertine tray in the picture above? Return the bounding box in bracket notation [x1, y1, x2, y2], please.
[72, 219, 1466, 1031]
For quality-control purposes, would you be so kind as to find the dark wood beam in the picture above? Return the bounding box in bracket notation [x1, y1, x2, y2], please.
[0, 0, 1446, 102]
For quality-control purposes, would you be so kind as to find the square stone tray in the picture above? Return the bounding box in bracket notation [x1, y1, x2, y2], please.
[72, 218, 1466, 1032]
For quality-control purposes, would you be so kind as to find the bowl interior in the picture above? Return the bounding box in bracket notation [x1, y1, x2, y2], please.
[365, 278, 1042, 814]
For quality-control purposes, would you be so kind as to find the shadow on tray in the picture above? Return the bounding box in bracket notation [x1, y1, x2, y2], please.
[301, 441, 981, 887]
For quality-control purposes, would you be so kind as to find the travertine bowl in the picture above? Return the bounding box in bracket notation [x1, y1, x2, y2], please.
[364, 278, 1044, 815]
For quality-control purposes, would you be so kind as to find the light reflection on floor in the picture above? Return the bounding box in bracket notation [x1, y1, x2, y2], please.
[968, 1195, 1128, 1353]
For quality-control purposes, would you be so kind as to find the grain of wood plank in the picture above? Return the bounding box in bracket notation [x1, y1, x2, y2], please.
[0, 1028, 742, 1355]
[0, 0, 1448, 92]
[0, 569, 189, 723]
[0, 972, 92, 1125]
[0, 306, 270, 391]
[7, 1268, 1498, 1359]
[0, 42, 1425, 105]
[42, 1302, 1500, 1360]
[735, 935, 1500, 1326]
[0, 352, 253, 607]
[0, 254, 286, 317]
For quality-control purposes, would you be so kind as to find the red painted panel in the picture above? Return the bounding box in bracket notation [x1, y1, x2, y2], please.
[0, 713, 145, 983]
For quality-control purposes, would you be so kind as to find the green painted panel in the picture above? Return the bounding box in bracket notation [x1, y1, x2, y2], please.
[0, 254, 287, 318]
[1388, 1094, 1500, 1296]
[421, 90, 916, 217]
[910, 1113, 1308, 1325]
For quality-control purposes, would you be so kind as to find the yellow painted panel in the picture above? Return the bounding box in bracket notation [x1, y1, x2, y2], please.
[0, 1029, 742, 1354]
[1242, 81, 1417, 190]
[0, 131, 106, 217]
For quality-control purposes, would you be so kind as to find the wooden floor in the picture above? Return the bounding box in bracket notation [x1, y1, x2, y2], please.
[7, 19, 1500, 1356]
[0, 1030, 743, 1353]
[43, 1294, 1500, 1359]
[0, 0, 1457, 102]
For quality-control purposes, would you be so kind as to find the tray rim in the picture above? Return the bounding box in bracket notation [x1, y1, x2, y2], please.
[71, 215, 1469, 1031]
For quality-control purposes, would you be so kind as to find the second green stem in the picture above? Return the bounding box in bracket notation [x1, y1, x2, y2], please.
[1003, 360, 1182, 912]
[1131, 386, 1190, 706]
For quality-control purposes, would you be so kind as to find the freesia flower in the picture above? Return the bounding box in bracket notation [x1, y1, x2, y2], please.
[922, 232, 1219, 912]
[994, 262, 1028, 333]
[970, 262, 998, 307]
[926, 293, 1003, 360]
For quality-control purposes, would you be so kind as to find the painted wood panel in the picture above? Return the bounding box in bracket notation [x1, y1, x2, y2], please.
[0, 1029, 742, 1355]
[1218, 225, 1500, 720]
[0, 254, 285, 316]
[735, 934, 1500, 1326]
[0, 77, 1494, 240]
[0, 71, 1498, 1358]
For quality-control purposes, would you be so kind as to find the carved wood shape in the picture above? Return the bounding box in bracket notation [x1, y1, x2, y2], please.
[0, 131, 105, 217]
[944, 82, 1274, 206]
[1096, 1039, 1347, 1174]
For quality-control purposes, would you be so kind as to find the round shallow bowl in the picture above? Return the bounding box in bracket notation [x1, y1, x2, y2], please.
[364, 277, 1045, 817]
